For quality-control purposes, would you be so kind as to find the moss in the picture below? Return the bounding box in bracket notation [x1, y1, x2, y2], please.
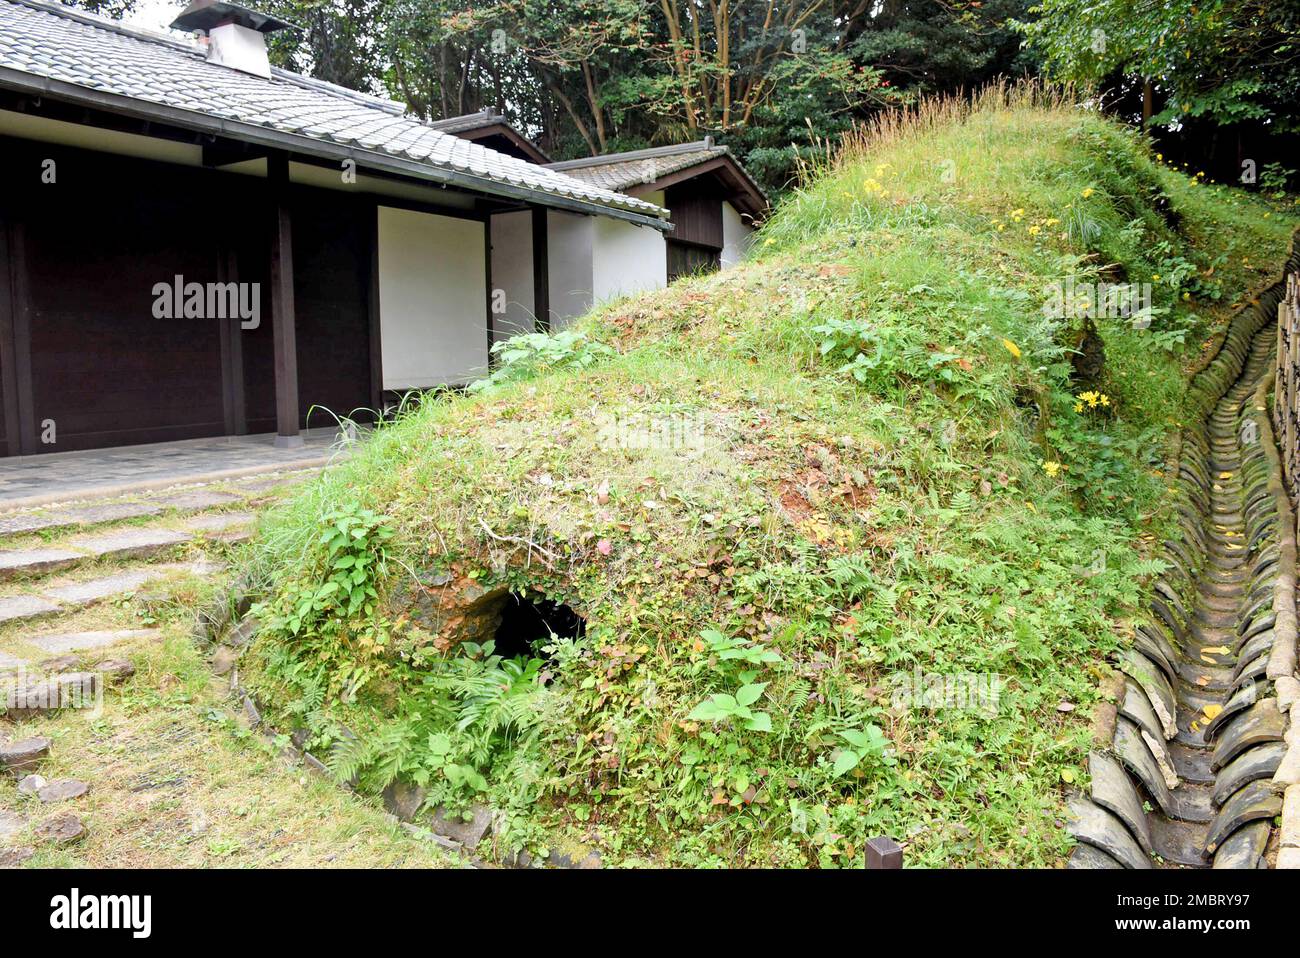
[243, 91, 1300, 867]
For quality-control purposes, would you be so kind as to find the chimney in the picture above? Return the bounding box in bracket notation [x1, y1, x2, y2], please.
[169, 1, 297, 80]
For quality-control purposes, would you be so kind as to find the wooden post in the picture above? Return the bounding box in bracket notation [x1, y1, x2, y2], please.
[531, 205, 550, 332]
[367, 202, 384, 417]
[0, 215, 25, 457]
[4, 216, 36, 455]
[268, 152, 302, 449]
[218, 242, 247, 436]
[484, 212, 495, 360]
[865, 836, 903, 869]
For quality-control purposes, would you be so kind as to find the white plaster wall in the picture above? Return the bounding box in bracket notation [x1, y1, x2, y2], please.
[721, 200, 755, 269]
[377, 206, 487, 389]
[545, 210, 594, 330]
[489, 210, 536, 344]
[592, 213, 668, 305]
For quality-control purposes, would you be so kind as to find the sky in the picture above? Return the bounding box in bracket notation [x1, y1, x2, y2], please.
[122, 0, 186, 33]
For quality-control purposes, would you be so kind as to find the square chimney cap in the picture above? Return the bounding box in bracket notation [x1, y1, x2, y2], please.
[169, 0, 299, 34]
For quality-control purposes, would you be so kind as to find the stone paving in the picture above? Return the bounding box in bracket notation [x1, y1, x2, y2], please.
[0, 468, 314, 677]
[0, 488, 274, 582]
[0, 465, 323, 865]
[0, 428, 344, 506]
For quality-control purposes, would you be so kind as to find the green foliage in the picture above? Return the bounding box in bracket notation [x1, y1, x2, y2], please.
[1021, 0, 1300, 133]
[252, 503, 395, 700]
[239, 0, 1031, 194]
[1261, 163, 1295, 195]
[326, 641, 548, 807]
[470, 329, 615, 394]
[832, 725, 893, 778]
[1044, 390, 1160, 511]
[685, 628, 782, 733]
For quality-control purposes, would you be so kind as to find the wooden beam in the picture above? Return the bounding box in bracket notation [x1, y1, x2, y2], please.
[268, 152, 302, 448]
[484, 213, 496, 361]
[367, 201, 384, 416]
[0, 212, 23, 457]
[531, 205, 550, 332]
[202, 142, 268, 169]
[5, 216, 36, 455]
[217, 241, 246, 436]
[625, 156, 767, 220]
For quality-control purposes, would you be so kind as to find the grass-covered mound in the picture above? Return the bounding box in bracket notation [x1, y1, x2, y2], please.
[242, 86, 1298, 867]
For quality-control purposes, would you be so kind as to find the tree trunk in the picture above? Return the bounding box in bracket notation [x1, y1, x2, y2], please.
[659, 0, 699, 131]
[581, 60, 607, 151]
[548, 77, 599, 155]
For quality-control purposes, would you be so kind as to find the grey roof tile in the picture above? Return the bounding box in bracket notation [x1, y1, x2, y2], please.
[549, 146, 730, 193]
[0, 0, 668, 223]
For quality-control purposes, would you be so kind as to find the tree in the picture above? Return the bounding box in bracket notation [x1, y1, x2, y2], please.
[265, 0, 387, 93]
[64, 0, 1045, 193]
[1021, 0, 1300, 132]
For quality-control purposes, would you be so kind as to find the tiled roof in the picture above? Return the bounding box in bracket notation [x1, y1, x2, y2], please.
[428, 110, 507, 135]
[429, 109, 552, 163]
[548, 144, 730, 193]
[0, 0, 668, 224]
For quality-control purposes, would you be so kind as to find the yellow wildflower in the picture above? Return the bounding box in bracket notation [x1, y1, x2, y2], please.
[1081, 188, 1095, 198]
[1042, 461, 1062, 478]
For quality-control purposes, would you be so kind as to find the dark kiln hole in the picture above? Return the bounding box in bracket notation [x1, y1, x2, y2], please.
[493, 592, 586, 660]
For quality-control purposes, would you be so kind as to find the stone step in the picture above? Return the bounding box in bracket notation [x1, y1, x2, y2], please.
[182, 512, 256, 542]
[231, 470, 318, 495]
[0, 560, 223, 626]
[0, 547, 83, 581]
[66, 527, 192, 562]
[150, 489, 244, 512]
[0, 501, 161, 538]
[0, 527, 194, 582]
[38, 568, 161, 607]
[0, 487, 249, 544]
[23, 628, 159, 656]
[0, 594, 62, 626]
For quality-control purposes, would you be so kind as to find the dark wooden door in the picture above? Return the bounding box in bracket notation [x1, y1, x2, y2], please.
[13, 142, 226, 453]
[665, 180, 724, 283]
[242, 191, 375, 432]
[666, 241, 722, 282]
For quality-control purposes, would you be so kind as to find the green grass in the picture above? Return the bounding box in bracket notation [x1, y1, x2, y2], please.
[241, 86, 1299, 867]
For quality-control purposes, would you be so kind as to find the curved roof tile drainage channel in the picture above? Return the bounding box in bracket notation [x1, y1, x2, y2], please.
[1068, 234, 1300, 869]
